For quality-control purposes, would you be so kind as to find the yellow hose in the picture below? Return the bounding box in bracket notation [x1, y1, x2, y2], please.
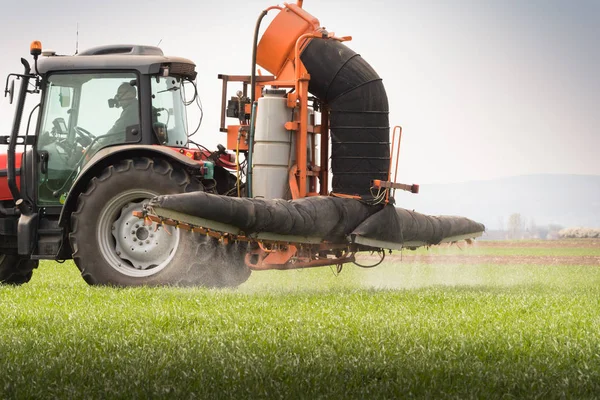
[236, 132, 241, 197]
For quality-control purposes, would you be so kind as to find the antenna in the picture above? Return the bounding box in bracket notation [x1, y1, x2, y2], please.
[157, 39, 163, 47]
[75, 23, 79, 55]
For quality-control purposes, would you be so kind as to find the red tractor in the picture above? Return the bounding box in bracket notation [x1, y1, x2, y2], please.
[0, 41, 251, 286]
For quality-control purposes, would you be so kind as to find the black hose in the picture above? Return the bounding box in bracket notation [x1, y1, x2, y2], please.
[248, 8, 272, 198]
[300, 40, 390, 198]
[353, 249, 385, 268]
[250, 10, 269, 105]
[23, 103, 41, 201]
[247, 102, 257, 197]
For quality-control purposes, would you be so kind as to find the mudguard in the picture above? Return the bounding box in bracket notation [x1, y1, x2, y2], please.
[58, 145, 203, 227]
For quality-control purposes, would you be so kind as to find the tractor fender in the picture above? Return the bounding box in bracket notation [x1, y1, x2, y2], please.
[58, 145, 203, 228]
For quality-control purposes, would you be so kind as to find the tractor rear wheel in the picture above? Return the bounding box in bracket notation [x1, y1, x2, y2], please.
[0, 254, 37, 285]
[69, 157, 250, 287]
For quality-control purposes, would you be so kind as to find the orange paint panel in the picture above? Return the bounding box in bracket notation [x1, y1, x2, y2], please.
[227, 125, 249, 151]
[263, 245, 297, 265]
[288, 164, 300, 200]
[256, 4, 319, 76]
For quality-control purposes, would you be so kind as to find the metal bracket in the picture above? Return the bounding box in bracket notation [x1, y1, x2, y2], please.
[0, 135, 35, 146]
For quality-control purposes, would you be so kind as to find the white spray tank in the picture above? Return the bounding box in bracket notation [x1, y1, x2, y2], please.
[251, 89, 315, 199]
[252, 89, 294, 199]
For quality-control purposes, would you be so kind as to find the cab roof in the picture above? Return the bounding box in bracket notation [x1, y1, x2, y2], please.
[37, 44, 197, 79]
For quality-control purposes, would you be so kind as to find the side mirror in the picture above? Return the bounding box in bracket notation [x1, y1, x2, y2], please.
[5, 79, 15, 104]
[59, 87, 71, 108]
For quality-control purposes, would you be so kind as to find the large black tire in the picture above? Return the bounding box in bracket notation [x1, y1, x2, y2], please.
[0, 254, 37, 285]
[69, 157, 250, 287]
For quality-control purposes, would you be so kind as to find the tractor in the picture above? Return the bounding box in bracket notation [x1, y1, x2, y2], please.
[0, 1, 484, 287]
[0, 42, 251, 286]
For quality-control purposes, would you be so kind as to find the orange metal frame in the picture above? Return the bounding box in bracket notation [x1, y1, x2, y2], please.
[258, 34, 351, 198]
[220, 2, 352, 199]
[133, 2, 417, 272]
[209, 1, 391, 271]
[371, 125, 420, 201]
[244, 242, 355, 271]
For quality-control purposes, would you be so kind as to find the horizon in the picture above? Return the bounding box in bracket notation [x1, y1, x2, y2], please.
[396, 173, 600, 229]
[419, 172, 600, 185]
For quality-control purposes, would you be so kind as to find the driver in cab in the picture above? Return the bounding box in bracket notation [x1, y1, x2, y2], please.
[78, 82, 139, 162]
[106, 82, 139, 140]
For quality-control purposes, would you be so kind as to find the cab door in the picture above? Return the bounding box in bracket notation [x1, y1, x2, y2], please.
[36, 72, 141, 206]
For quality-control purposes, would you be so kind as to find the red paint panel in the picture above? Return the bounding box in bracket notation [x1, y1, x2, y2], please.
[0, 152, 22, 201]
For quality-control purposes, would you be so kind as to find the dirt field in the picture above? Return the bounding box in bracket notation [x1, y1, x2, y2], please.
[360, 240, 600, 266]
[475, 239, 600, 248]
[390, 254, 600, 266]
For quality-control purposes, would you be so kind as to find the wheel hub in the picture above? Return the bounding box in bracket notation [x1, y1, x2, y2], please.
[112, 200, 179, 270]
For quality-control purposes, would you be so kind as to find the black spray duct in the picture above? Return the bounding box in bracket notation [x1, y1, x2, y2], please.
[149, 192, 485, 247]
[300, 39, 390, 197]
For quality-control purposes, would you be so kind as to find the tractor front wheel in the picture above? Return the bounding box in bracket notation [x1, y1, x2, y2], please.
[0, 254, 37, 285]
[69, 157, 250, 287]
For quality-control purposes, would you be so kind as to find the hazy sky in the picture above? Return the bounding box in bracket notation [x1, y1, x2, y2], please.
[0, 0, 598, 184]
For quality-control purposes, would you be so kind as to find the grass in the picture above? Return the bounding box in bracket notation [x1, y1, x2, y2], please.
[1, 242, 600, 399]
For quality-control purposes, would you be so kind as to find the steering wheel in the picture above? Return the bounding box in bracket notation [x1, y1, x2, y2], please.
[74, 126, 95, 147]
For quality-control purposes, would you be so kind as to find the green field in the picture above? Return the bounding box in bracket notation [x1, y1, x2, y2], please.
[1, 241, 599, 399]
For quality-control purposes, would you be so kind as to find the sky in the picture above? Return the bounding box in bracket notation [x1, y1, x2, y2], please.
[0, 0, 598, 184]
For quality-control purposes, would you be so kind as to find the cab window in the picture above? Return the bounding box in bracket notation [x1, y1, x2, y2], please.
[37, 72, 139, 204]
[151, 76, 189, 147]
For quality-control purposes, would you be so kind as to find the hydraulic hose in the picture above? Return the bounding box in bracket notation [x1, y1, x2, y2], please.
[250, 10, 267, 106]
[248, 7, 280, 198]
[247, 101, 257, 197]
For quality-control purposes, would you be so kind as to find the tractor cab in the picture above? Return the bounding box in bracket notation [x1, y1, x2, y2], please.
[32, 44, 197, 205]
[0, 42, 220, 284]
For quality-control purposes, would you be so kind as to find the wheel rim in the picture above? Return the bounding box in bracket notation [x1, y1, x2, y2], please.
[97, 189, 180, 277]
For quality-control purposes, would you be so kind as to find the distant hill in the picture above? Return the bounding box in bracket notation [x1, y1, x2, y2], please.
[394, 174, 600, 230]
